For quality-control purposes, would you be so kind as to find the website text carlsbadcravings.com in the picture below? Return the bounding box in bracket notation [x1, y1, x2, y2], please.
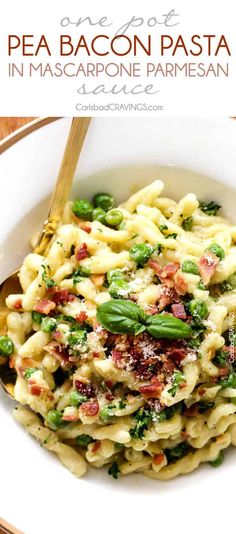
[75, 103, 164, 112]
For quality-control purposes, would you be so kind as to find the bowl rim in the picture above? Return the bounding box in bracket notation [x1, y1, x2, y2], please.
[1, 116, 235, 156]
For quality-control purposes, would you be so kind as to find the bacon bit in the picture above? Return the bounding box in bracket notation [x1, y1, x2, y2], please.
[92, 351, 100, 359]
[28, 384, 42, 396]
[74, 380, 95, 398]
[81, 400, 99, 416]
[52, 289, 75, 304]
[174, 273, 188, 295]
[198, 388, 206, 397]
[171, 303, 187, 320]
[153, 453, 165, 465]
[44, 341, 70, 366]
[76, 243, 88, 261]
[80, 223, 91, 234]
[198, 251, 219, 285]
[166, 347, 187, 364]
[13, 299, 22, 310]
[181, 431, 189, 440]
[105, 392, 114, 401]
[139, 376, 163, 398]
[158, 286, 178, 311]
[112, 350, 124, 369]
[62, 413, 79, 422]
[184, 404, 200, 417]
[148, 260, 161, 275]
[9, 356, 15, 369]
[34, 299, 56, 315]
[218, 367, 229, 377]
[146, 305, 159, 316]
[91, 441, 101, 453]
[76, 311, 88, 323]
[91, 274, 105, 288]
[105, 380, 114, 389]
[161, 262, 179, 280]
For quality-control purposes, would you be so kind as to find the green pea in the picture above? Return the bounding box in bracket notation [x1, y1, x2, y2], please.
[70, 390, 87, 407]
[41, 317, 57, 333]
[100, 405, 114, 422]
[105, 209, 123, 227]
[189, 299, 208, 320]
[76, 434, 94, 446]
[109, 279, 130, 299]
[68, 330, 87, 347]
[209, 451, 224, 467]
[92, 207, 106, 224]
[93, 192, 114, 211]
[24, 368, 37, 379]
[129, 243, 153, 266]
[32, 310, 45, 324]
[181, 260, 199, 275]
[0, 335, 14, 357]
[72, 199, 93, 220]
[107, 269, 125, 284]
[207, 243, 225, 260]
[46, 409, 63, 430]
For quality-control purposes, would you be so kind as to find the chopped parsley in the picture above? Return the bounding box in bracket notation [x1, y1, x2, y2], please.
[166, 233, 177, 239]
[159, 224, 168, 232]
[168, 371, 186, 397]
[76, 434, 94, 446]
[182, 216, 193, 231]
[129, 407, 153, 439]
[108, 462, 120, 479]
[199, 201, 221, 216]
[165, 442, 191, 463]
[42, 265, 56, 289]
[198, 401, 214, 413]
[118, 398, 126, 410]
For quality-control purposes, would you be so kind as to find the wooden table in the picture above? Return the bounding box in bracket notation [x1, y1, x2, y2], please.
[0, 118, 35, 140]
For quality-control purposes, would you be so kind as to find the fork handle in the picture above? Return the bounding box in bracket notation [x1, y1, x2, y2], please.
[34, 117, 91, 255]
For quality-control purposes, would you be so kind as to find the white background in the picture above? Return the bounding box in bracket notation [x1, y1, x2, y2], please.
[0, 0, 236, 115]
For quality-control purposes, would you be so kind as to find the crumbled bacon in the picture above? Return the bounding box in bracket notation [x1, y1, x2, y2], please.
[81, 400, 99, 416]
[171, 303, 187, 320]
[80, 223, 91, 234]
[34, 299, 56, 315]
[52, 289, 75, 304]
[13, 299, 22, 310]
[111, 350, 124, 369]
[158, 286, 179, 311]
[165, 347, 187, 364]
[76, 311, 88, 323]
[174, 273, 188, 295]
[217, 367, 229, 377]
[44, 341, 70, 367]
[198, 251, 219, 285]
[76, 243, 88, 261]
[139, 377, 163, 398]
[184, 404, 200, 417]
[105, 392, 114, 401]
[91, 441, 101, 453]
[160, 262, 179, 280]
[146, 305, 159, 316]
[62, 412, 79, 422]
[148, 260, 161, 275]
[153, 453, 165, 465]
[74, 380, 95, 398]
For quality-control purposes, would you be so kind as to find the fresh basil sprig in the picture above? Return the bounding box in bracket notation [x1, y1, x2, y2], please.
[97, 299, 192, 339]
[97, 299, 146, 335]
[145, 314, 192, 340]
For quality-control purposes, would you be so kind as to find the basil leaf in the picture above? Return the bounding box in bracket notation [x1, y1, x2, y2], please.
[146, 314, 192, 340]
[97, 299, 145, 335]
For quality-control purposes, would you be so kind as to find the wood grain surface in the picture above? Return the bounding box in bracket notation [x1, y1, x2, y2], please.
[0, 118, 35, 140]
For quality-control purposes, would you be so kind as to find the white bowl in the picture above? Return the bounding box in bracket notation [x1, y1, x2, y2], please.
[1, 117, 236, 534]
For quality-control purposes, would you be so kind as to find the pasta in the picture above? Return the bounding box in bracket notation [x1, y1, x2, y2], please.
[1, 179, 236, 481]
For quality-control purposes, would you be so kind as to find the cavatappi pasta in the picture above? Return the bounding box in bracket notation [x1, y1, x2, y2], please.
[2, 179, 236, 480]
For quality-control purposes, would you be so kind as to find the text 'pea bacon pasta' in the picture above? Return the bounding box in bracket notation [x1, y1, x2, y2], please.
[2, 179, 236, 480]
